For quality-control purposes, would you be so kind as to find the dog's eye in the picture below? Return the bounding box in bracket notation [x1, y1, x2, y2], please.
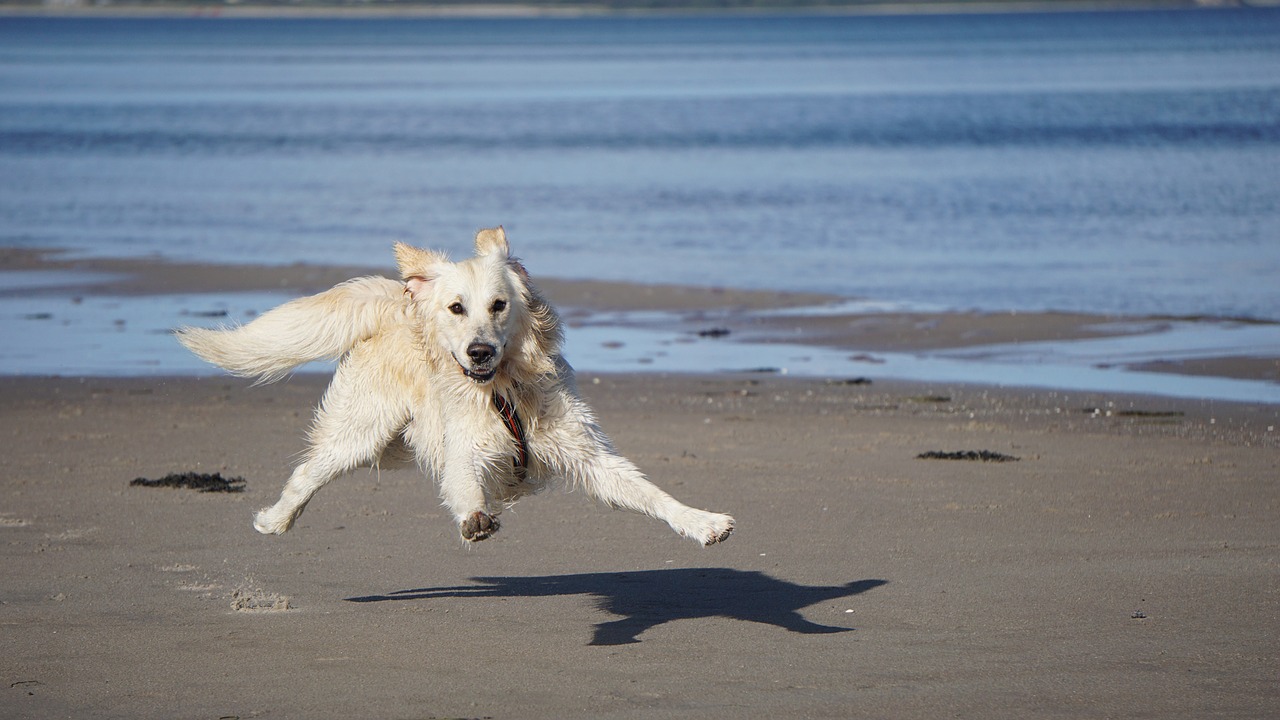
[490, 299, 507, 314]
[448, 302, 465, 316]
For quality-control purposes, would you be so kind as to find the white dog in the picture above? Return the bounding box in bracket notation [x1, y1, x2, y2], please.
[178, 228, 735, 546]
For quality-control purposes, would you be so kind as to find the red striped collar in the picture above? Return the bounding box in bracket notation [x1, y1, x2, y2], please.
[491, 391, 528, 481]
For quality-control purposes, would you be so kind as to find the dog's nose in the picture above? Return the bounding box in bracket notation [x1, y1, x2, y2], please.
[466, 343, 496, 365]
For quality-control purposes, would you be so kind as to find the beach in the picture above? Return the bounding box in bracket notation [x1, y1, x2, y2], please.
[4, 7, 1279, 715]
[3, 254, 1279, 719]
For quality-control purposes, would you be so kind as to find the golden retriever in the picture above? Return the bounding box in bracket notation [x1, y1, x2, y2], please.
[178, 227, 735, 546]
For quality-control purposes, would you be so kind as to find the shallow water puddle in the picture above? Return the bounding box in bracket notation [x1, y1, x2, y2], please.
[564, 320, 1280, 404]
[1, 290, 1277, 404]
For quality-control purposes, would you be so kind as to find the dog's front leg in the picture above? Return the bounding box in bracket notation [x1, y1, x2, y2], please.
[545, 411, 735, 546]
[439, 439, 499, 542]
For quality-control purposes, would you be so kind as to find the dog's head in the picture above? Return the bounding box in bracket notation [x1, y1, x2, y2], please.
[396, 227, 560, 385]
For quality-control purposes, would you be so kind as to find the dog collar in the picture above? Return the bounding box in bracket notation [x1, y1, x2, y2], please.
[491, 392, 528, 481]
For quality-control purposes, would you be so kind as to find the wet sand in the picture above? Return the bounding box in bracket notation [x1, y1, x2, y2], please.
[5, 247, 1278, 385]
[1, 248, 1278, 717]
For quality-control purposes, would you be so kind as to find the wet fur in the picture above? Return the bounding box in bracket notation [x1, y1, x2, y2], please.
[177, 228, 735, 546]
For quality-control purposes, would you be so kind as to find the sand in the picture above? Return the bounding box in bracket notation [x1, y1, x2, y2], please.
[2, 250, 1278, 718]
[2, 371, 1277, 719]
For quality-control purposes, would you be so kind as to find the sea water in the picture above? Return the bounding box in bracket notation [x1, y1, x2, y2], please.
[2, 10, 1279, 397]
[2, 9, 1278, 320]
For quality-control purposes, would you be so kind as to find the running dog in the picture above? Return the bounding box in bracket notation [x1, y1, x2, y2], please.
[177, 228, 735, 546]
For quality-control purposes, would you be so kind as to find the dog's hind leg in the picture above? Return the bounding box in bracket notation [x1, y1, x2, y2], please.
[542, 412, 735, 546]
[253, 360, 409, 535]
[573, 452, 735, 546]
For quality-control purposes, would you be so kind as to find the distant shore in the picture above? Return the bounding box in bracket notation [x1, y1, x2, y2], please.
[0, 0, 1231, 19]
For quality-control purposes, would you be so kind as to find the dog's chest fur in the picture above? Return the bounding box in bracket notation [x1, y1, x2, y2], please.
[394, 365, 548, 494]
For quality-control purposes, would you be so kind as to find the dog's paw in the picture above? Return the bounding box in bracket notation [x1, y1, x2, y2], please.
[702, 513, 735, 546]
[460, 511, 500, 542]
[674, 510, 734, 546]
[253, 506, 295, 535]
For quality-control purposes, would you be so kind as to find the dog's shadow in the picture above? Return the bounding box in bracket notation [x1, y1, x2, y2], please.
[347, 569, 887, 645]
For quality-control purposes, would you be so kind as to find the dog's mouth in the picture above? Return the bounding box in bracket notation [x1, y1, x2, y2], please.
[463, 366, 496, 383]
[453, 354, 497, 384]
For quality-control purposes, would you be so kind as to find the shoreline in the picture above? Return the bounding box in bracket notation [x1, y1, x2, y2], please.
[2, 247, 1278, 401]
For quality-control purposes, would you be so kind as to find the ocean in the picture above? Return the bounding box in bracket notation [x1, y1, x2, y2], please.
[3, 9, 1279, 321]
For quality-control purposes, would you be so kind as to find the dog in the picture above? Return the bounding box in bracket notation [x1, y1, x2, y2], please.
[177, 227, 735, 546]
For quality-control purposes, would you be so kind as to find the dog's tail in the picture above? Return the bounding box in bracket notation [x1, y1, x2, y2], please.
[176, 276, 404, 384]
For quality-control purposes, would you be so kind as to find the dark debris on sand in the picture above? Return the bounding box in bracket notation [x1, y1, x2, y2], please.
[130, 472, 246, 493]
[916, 450, 1021, 463]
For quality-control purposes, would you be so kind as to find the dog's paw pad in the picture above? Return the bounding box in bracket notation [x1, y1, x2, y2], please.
[702, 515, 735, 546]
[706, 527, 733, 545]
[460, 511, 500, 542]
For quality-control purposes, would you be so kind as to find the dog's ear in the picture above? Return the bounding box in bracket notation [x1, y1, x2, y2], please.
[393, 242, 447, 302]
[474, 226, 510, 258]
[403, 275, 431, 303]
